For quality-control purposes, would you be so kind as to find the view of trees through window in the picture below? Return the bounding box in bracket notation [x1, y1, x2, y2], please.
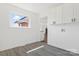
[9, 13, 30, 28]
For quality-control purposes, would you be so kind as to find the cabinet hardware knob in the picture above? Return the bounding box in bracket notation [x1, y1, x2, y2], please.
[74, 18, 76, 22]
[72, 19, 74, 22]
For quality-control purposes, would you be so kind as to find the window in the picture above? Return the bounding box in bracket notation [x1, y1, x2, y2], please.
[9, 13, 31, 28]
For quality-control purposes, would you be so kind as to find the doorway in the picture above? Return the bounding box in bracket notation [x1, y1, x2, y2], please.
[42, 28, 48, 43]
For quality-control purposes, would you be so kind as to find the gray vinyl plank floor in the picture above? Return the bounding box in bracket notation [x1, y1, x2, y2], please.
[27, 45, 79, 56]
[0, 41, 79, 56]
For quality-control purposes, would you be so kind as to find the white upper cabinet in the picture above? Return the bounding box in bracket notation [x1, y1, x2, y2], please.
[50, 3, 79, 25]
[50, 7, 57, 24]
[55, 5, 63, 24]
[62, 3, 79, 23]
[73, 4, 79, 22]
[51, 5, 63, 24]
[62, 4, 74, 23]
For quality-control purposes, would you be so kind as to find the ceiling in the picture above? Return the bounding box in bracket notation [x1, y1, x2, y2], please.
[11, 3, 63, 17]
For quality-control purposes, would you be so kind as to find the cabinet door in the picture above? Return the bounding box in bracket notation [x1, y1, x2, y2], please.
[50, 6, 62, 25]
[74, 3, 79, 22]
[55, 6, 63, 24]
[50, 7, 57, 24]
[62, 4, 74, 23]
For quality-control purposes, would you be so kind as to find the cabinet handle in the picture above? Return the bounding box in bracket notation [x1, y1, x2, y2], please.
[72, 18, 74, 22]
[72, 18, 76, 22]
[74, 18, 76, 22]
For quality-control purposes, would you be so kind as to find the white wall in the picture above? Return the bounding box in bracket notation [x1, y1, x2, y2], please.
[0, 4, 41, 51]
[11, 3, 57, 17]
[48, 10, 79, 54]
